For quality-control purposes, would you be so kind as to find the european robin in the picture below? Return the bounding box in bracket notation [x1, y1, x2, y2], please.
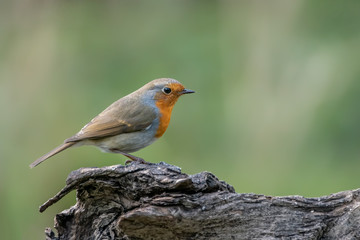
[30, 78, 194, 168]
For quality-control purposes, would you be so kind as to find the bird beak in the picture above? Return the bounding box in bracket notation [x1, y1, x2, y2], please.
[180, 89, 195, 95]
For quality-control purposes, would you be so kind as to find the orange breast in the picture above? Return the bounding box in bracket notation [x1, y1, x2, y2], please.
[154, 82, 184, 138]
[155, 100, 174, 138]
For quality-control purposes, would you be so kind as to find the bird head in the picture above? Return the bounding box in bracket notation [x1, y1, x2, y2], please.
[141, 78, 195, 107]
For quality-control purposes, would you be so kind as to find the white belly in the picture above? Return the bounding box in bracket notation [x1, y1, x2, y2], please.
[82, 122, 159, 153]
[96, 131, 157, 153]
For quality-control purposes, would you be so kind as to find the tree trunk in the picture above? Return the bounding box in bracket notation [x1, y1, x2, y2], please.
[41, 162, 360, 240]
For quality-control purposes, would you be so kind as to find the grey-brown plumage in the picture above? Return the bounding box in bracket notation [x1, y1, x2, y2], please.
[30, 78, 194, 168]
[29, 142, 75, 168]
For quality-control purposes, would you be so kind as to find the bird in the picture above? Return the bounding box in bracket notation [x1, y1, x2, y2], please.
[30, 78, 195, 168]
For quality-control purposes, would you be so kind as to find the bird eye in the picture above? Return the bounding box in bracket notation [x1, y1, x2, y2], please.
[162, 87, 172, 94]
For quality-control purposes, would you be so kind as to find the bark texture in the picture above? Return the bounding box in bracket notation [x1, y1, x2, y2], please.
[42, 162, 360, 240]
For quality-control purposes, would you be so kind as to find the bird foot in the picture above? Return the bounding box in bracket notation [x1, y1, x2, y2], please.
[125, 157, 148, 165]
[109, 148, 148, 165]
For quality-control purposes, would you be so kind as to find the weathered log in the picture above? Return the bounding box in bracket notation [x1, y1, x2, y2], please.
[42, 162, 360, 240]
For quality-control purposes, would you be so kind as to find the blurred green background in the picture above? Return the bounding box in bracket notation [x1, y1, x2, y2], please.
[1, 0, 360, 239]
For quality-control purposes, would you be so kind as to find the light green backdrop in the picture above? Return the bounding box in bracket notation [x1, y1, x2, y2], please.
[1, 1, 360, 239]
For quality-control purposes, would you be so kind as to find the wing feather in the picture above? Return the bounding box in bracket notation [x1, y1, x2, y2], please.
[65, 97, 156, 143]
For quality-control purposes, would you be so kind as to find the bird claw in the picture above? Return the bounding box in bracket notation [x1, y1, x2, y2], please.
[125, 158, 148, 165]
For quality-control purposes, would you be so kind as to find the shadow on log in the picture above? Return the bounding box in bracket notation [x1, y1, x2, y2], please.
[42, 162, 360, 240]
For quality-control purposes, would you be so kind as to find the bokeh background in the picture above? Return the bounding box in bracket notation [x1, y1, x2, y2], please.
[1, 0, 360, 239]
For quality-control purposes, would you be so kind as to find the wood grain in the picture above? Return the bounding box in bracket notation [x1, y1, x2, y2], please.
[42, 162, 360, 240]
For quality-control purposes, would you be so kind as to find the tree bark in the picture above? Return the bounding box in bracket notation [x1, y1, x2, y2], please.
[41, 162, 360, 240]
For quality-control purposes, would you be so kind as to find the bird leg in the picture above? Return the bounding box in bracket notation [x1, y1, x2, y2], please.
[109, 149, 148, 164]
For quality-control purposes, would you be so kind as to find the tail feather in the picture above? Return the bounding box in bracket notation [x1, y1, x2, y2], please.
[30, 142, 76, 168]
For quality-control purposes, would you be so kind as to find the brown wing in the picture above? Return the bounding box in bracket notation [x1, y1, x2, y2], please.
[65, 97, 156, 143]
